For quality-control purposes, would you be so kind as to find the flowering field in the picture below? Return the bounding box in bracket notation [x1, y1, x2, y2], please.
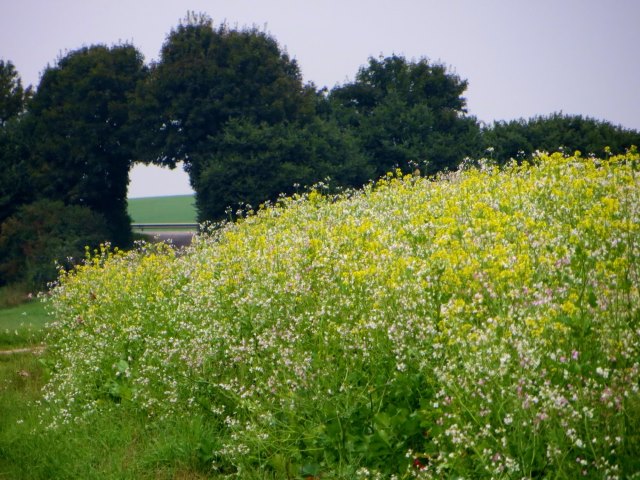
[44, 152, 639, 478]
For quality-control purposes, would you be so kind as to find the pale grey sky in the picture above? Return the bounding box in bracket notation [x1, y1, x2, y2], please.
[2, 0, 639, 197]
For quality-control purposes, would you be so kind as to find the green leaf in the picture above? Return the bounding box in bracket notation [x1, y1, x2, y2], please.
[116, 359, 129, 373]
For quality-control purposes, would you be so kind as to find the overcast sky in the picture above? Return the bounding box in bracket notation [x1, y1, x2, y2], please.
[2, 0, 639, 198]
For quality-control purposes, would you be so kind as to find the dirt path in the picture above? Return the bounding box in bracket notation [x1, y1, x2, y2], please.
[0, 346, 45, 355]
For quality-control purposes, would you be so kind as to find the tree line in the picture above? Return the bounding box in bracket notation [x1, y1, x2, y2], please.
[1, 13, 639, 289]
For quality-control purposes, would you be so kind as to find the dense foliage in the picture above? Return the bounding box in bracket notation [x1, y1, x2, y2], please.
[0, 60, 33, 226]
[0, 117, 32, 224]
[133, 14, 376, 222]
[483, 113, 640, 164]
[133, 13, 314, 171]
[193, 116, 372, 220]
[25, 45, 145, 247]
[329, 55, 483, 177]
[45, 152, 640, 478]
[0, 200, 109, 288]
[0, 60, 31, 125]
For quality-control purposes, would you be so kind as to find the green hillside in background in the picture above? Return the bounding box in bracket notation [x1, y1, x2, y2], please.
[128, 195, 197, 223]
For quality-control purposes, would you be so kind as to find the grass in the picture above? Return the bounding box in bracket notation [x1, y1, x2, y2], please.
[0, 362, 217, 479]
[0, 300, 48, 348]
[0, 300, 216, 479]
[0, 351, 48, 476]
[1, 152, 639, 478]
[128, 194, 197, 224]
[0, 300, 49, 477]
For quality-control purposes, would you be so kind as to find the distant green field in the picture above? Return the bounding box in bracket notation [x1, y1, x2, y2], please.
[128, 194, 197, 224]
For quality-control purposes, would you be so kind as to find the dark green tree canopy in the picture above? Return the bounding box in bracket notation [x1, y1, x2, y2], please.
[134, 14, 314, 173]
[483, 113, 640, 163]
[132, 13, 334, 222]
[26, 44, 146, 246]
[0, 62, 33, 224]
[329, 55, 482, 177]
[0, 60, 31, 125]
[192, 116, 372, 221]
[332, 55, 468, 113]
[0, 119, 32, 224]
[0, 199, 109, 288]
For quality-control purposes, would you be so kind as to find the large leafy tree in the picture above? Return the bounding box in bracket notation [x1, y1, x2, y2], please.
[26, 44, 145, 246]
[483, 113, 640, 163]
[134, 14, 356, 221]
[0, 60, 31, 125]
[0, 61, 32, 224]
[135, 14, 314, 174]
[329, 55, 482, 177]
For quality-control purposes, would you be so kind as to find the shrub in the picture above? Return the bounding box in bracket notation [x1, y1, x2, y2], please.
[0, 200, 110, 289]
[45, 152, 640, 478]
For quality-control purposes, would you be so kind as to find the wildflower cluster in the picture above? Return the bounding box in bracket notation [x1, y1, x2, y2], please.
[45, 151, 640, 477]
